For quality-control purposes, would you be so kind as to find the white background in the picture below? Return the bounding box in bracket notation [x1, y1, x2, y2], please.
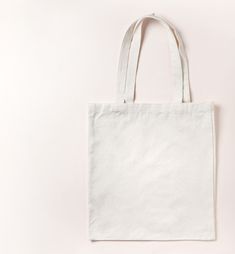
[0, 0, 235, 253]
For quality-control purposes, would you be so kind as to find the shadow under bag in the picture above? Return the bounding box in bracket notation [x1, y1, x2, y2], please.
[88, 14, 216, 240]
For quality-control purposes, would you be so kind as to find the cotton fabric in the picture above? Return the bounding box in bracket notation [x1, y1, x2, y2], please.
[88, 14, 216, 241]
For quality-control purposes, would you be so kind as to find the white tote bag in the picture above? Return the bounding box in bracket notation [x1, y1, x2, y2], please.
[88, 14, 216, 240]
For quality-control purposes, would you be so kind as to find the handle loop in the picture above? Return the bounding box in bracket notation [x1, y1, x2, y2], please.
[116, 14, 191, 103]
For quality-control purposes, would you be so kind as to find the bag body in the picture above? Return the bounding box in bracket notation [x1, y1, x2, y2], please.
[88, 14, 216, 241]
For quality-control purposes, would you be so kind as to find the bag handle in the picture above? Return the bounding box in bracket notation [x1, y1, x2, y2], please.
[116, 14, 191, 103]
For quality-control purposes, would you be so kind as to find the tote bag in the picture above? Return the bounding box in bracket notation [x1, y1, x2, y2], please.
[88, 14, 216, 241]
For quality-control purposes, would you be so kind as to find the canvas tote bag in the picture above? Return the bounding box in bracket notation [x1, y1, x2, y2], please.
[88, 14, 216, 240]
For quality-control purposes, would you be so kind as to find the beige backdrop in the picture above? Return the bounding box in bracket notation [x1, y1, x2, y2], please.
[0, 0, 234, 253]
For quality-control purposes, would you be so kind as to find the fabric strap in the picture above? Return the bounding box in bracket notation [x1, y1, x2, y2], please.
[116, 14, 191, 103]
